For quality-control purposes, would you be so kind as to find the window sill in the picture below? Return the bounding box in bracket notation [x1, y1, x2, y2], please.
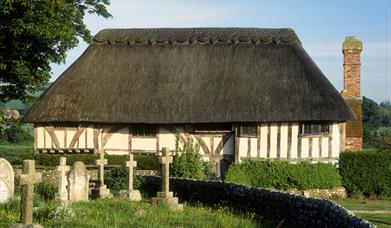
[299, 134, 330, 138]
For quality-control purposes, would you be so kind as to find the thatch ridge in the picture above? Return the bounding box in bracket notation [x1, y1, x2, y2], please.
[24, 28, 355, 124]
[93, 28, 301, 45]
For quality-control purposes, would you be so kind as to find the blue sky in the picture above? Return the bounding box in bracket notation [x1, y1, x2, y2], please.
[51, 0, 391, 103]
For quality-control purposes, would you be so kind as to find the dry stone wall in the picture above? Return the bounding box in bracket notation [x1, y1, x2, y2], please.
[142, 177, 372, 228]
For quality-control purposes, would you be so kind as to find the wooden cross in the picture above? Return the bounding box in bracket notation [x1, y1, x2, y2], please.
[96, 152, 108, 186]
[16, 160, 42, 224]
[57, 157, 70, 201]
[126, 154, 137, 191]
[159, 147, 173, 195]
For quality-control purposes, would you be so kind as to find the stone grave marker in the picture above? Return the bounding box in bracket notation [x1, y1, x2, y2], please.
[0, 158, 14, 203]
[56, 157, 70, 203]
[152, 147, 183, 211]
[126, 153, 141, 201]
[95, 152, 112, 198]
[11, 160, 42, 228]
[68, 161, 90, 202]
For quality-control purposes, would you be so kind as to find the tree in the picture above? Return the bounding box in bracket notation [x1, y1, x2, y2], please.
[0, 0, 111, 103]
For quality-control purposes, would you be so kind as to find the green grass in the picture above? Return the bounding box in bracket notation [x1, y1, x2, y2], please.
[0, 197, 277, 228]
[0, 143, 34, 164]
[335, 199, 391, 227]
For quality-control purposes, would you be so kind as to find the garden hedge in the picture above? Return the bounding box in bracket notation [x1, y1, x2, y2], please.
[0, 148, 159, 170]
[140, 177, 372, 227]
[224, 159, 341, 190]
[339, 150, 391, 197]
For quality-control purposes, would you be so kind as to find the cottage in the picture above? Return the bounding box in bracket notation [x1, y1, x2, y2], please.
[24, 28, 362, 175]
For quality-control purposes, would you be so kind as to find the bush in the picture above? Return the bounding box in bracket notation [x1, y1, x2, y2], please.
[171, 137, 204, 180]
[105, 166, 143, 195]
[0, 145, 34, 164]
[31, 154, 158, 170]
[225, 159, 341, 190]
[339, 150, 391, 197]
[35, 182, 58, 201]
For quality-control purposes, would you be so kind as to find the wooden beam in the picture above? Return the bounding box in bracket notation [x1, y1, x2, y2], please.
[44, 127, 60, 149]
[69, 128, 86, 148]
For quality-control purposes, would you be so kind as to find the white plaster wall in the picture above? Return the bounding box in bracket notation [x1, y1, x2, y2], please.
[45, 130, 52, 148]
[239, 137, 248, 158]
[158, 128, 177, 151]
[312, 137, 320, 158]
[36, 127, 44, 148]
[331, 123, 340, 157]
[321, 137, 329, 157]
[104, 127, 128, 150]
[301, 138, 309, 158]
[250, 138, 257, 157]
[260, 124, 268, 158]
[280, 123, 288, 158]
[291, 124, 299, 159]
[66, 130, 76, 148]
[269, 124, 278, 158]
[132, 138, 156, 151]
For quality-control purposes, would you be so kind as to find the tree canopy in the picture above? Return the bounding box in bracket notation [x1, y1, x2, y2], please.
[0, 0, 111, 103]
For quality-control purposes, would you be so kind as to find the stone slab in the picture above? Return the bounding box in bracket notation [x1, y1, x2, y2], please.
[0, 158, 14, 203]
[128, 190, 142, 201]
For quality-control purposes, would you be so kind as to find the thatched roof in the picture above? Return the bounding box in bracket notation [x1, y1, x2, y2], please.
[24, 28, 355, 124]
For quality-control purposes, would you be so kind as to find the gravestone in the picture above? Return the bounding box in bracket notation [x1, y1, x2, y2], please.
[152, 147, 183, 211]
[0, 158, 14, 203]
[11, 160, 43, 228]
[126, 153, 141, 201]
[95, 152, 112, 198]
[68, 161, 90, 202]
[56, 157, 70, 203]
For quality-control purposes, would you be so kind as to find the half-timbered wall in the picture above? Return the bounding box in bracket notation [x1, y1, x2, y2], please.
[34, 122, 344, 164]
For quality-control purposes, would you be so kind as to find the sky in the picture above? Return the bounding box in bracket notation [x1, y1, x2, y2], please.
[50, 0, 391, 103]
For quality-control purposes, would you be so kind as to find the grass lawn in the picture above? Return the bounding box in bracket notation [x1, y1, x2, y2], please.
[0, 143, 34, 164]
[0, 197, 278, 228]
[335, 199, 391, 228]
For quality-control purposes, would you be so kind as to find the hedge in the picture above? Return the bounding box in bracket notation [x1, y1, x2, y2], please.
[339, 150, 391, 197]
[140, 177, 372, 227]
[0, 147, 159, 170]
[225, 159, 341, 190]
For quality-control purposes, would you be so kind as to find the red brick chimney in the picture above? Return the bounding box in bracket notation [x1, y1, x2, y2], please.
[341, 36, 363, 151]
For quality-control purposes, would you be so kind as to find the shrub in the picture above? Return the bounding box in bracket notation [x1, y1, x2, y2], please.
[31, 154, 159, 170]
[339, 150, 391, 197]
[104, 166, 144, 195]
[171, 137, 204, 180]
[225, 159, 341, 190]
[0, 145, 34, 164]
[35, 182, 58, 201]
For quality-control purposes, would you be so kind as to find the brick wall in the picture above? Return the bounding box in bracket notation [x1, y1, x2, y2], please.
[341, 36, 363, 151]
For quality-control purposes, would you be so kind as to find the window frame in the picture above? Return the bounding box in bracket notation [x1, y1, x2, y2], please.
[237, 125, 258, 138]
[300, 122, 330, 137]
[132, 126, 157, 138]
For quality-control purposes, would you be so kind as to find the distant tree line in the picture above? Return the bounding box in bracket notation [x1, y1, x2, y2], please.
[362, 97, 391, 149]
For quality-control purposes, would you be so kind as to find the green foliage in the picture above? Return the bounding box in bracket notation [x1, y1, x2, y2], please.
[171, 136, 204, 180]
[3, 153, 159, 169]
[225, 159, 341, 190]
[104, 166, 144, 195]
[362, 97, 391, 149]
[0, 0, 111, 102]
[0, 114, 33, 145]
[339, 150, 391, 198]
[35, 182, 58, 201]
[0, 144, 34, 164]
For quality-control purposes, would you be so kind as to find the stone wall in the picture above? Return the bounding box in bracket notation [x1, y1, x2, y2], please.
[286, 187, 347, 199]
[141, 177, 372, 227]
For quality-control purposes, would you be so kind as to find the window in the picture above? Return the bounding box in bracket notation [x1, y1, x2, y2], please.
[133, 126, 157, 137]
[238, 125, 257, 137]
[302, 123, 329, 136]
